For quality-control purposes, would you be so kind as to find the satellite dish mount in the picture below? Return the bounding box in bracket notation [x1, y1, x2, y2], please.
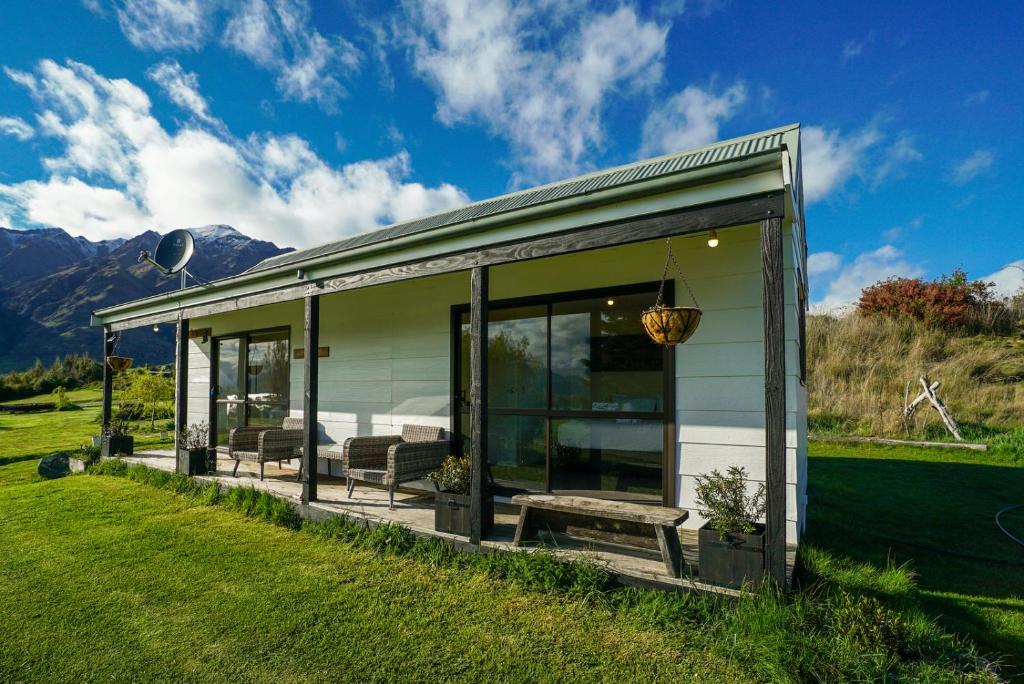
[138, 229, 201, 289]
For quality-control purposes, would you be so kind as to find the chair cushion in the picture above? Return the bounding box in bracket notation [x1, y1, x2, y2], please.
[401, 424, 444, 443]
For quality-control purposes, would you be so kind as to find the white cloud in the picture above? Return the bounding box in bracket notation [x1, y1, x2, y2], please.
[982, 260, 1024, 298]
[107, 0, 359, 111]
[873, 132, 922, 189]
[841, 40, 864, 62]
[406, 0, 668, 183]
[962, 89, 989, 106]
[223, 0, 360, 110]
[0, 116, 34, 141]
[951, 149, 995, 185]
[807, 251, 841, 278]
[117, 0, 209, 51]
[639, 82, 746, 156]
[146, 60, 217, 126]
[0, 59, 468, 248]
[801, 124, 882, 203]
[811, 245, 925, 313]
[881, 215, 922, 242]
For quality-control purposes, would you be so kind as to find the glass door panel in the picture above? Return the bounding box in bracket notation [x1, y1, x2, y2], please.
[246, 330, 290, 425]
[213, 337, 244, 446]
[488, 414, 546, 492]
[551, 418, 662, 500]
[551, 293, 662, 412]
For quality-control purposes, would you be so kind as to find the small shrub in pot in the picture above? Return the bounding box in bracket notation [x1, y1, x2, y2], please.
[694, 466, 766, 589]
[428, 456, 493, 536]
[177, 421, 213, 475]
[101, 417, 134, 457]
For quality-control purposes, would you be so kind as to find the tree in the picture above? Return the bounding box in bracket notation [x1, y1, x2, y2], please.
[122, 371, 174, 430]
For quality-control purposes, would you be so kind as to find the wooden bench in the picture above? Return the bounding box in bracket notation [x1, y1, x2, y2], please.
[511, 494, 689, 578]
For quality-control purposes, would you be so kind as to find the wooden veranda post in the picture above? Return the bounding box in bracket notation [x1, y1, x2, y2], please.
[101, 325, 114, 431]
[174, 315, 189, 470]
[302, 294, 320, 504]
[469, 266, 489, 545]
[761, 215, 787, 587]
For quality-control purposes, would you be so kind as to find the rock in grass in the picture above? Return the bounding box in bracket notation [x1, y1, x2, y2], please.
[38, 453, 71, 479]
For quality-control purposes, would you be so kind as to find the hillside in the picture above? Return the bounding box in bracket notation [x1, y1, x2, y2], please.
[808, 313, 1024, 441]
[0, 225, 290, 371]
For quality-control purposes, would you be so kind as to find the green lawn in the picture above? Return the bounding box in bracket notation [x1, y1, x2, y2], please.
[0, 396, 172, 460]
[804, 440, 1024, 675]
[4, 384, 104, 406]
[0, 399, 1018, 681]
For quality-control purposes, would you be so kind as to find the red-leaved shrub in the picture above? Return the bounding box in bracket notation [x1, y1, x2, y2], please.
[857, 269, 996, 329]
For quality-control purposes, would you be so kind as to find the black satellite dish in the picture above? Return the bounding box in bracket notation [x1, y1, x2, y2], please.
[152, 229, 194, 274]
[139, 229, 204, 288]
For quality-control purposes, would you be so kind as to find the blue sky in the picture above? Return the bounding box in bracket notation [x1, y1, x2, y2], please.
[0, 0, 1022, 307]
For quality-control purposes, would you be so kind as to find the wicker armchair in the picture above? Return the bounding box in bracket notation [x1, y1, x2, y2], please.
[227, 417, 304, 480]
[343, 424, 449, 509]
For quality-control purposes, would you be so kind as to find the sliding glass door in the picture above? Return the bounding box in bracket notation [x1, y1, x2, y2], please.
[454, 284, 672, 503]
[211, 328, 290, 446]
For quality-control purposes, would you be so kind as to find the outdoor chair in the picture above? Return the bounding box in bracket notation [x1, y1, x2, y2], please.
[342, 424, 449, 509]
[227, 417, 304, 480]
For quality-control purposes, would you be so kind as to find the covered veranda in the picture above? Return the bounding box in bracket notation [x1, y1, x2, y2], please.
[93, 126, 806, 591]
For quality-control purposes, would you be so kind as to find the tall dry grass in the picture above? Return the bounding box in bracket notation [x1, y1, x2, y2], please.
[807, 314, 1024, 438]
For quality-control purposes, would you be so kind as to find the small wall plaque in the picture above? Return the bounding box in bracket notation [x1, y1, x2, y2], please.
[294, 347, 330, 359]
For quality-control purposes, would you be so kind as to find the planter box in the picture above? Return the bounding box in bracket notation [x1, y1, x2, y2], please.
[101, 435, 134, 458]
[177, 448, 211, 476]
[434, 491, 493, 537]
[698, 522, 765, 590]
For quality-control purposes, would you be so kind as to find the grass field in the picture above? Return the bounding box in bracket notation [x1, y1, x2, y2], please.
[804, 440, 1024, 674]
[0, 397, 1020, 681]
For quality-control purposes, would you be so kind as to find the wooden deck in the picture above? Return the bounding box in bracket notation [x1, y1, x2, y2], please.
[125, 450, 795, 594]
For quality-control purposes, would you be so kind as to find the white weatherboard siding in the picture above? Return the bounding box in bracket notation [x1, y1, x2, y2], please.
[183, 222, 807, 545]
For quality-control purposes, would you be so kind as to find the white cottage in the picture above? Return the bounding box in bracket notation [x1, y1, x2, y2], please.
[93, 124, 808, 586]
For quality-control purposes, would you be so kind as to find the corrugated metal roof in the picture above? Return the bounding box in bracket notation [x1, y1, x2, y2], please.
[248, 126, 791, 273]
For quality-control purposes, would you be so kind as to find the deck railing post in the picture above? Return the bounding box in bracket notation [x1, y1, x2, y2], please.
[469, 266, 489, 545]
[101, 325, 113, 432]
[302, 294, 320, 504]
[174, 316, 189, 470]
[761, 215, 787, 587]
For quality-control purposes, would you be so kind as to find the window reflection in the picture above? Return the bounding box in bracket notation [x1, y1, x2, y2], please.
[551, 293, 662, 412]
[457, 287, 666, 499]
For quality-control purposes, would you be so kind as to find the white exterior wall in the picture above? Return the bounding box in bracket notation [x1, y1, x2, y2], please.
[183, 222, 807, 545]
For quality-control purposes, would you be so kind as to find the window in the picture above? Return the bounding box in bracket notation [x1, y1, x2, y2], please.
[211, 328, 290, 445]
[454, 283, 672, 503]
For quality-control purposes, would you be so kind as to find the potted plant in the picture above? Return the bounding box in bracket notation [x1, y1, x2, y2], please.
[101, 417, 134, 457]
[177, 421, 212, 475]
[695, 466, 766, 589]
[428, 456, 493, 536]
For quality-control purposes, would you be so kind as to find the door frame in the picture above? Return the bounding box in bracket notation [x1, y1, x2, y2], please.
[209, 325, 291, 447]
[450, 281, 676, 507]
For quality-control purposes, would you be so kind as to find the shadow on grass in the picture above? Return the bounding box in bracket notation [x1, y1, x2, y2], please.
[804, 454, 1024, 673]
[0, 453, 42, 467]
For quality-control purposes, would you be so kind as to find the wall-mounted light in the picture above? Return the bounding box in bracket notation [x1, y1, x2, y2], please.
[606, 299, 615, 306]
[707, 230, 719, 248]
[296, 269, 306, 280]
[152, 324, 160, 332]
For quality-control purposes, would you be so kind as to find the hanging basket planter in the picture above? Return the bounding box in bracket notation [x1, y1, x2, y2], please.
[642, 306, 702, 346]
[106, 355, 133, 372]
[642, 238, 703, 347]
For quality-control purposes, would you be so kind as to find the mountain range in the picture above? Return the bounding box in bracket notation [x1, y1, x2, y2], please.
[0, 225, 291, 372]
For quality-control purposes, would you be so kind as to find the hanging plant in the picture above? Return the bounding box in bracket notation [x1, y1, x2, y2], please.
[641, 237, 703, 346]
[106, 355, 133, 372]
[105, 332, 133, 372]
